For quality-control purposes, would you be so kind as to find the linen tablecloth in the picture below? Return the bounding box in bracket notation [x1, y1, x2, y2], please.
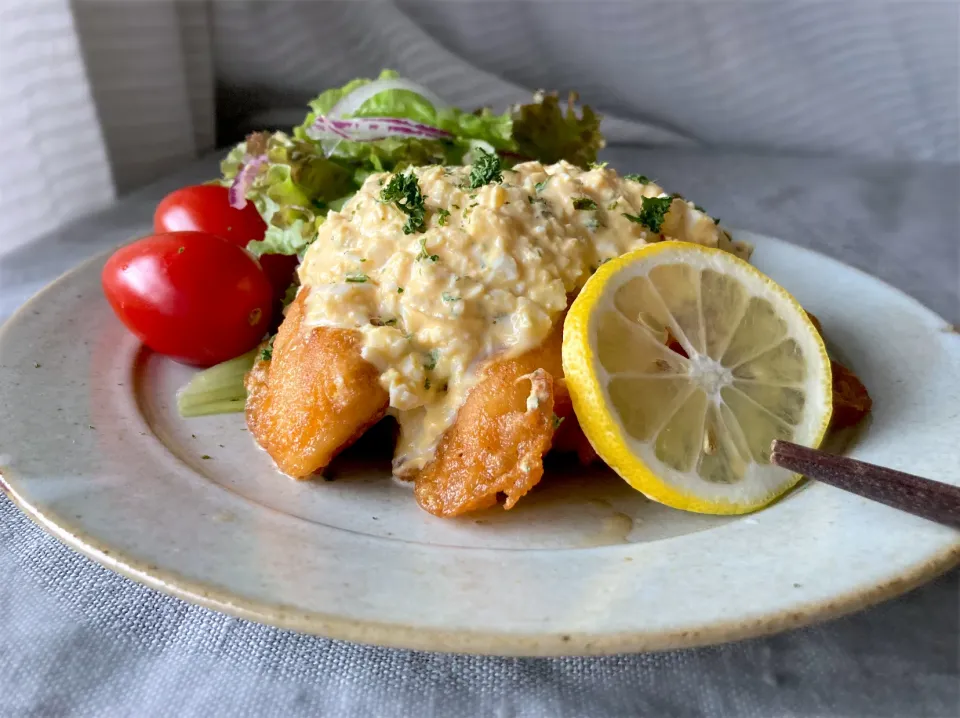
[1, 148, 957, 717]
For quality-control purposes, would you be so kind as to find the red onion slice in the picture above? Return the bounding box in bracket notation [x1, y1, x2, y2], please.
[307, 116, 452, 143]
[327, 78, 448, 119]
[228, 154, 267, 209]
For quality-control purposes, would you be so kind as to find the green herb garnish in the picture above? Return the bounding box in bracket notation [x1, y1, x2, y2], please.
[397, 287, 404, 294]
[423, 349, 439, 371]
[259, 335, 276, 361]
[441, 292, 460, 303]
[590, 161, 608, 170]
[534, 179, 549, 193]
[468, 149, 503, 189]
[436, 208, 451, 226]
[416, 236, 439, 262]
[573, 197, 598, 211]
[552, 414, 565, 429]
[380, 171, 427, 234]
[623, 196, 673, 233]
[624, 173, 651, 184]
[345, 273, 368, 283]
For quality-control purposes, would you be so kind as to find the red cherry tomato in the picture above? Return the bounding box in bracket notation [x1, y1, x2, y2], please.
[153, 184, 298, 299]
[102, 231, 273, 366]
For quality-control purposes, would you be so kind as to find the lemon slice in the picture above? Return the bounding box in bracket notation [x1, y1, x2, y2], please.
[563, 241, 832, 514]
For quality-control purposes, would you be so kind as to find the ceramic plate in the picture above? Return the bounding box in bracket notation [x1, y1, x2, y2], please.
[1, 232, 958, 656]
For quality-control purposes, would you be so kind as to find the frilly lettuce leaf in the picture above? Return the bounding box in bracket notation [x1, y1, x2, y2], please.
[293, 69, 514, 168]
[223, 132, 355, 256]
[219, 141, 247, 183]
[247, 219, 315, 260]
[511, 91, 605, 168]
[307, 69, 400, 117]
[222, 71, 606, 257]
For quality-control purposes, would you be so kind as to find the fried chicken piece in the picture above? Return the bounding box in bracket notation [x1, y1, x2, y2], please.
[805, 312, 873, 430]
[414, 323, 568, 517]
[245, 291, 389, 478]
[830, 359, 873, 430]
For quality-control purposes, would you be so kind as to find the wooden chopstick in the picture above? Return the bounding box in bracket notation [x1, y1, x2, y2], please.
[770, 440, 960, 529]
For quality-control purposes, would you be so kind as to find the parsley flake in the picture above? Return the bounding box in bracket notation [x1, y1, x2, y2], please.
[436, 207, 451, 226]
[468, 149, 503, 189]
[624, 173, 651, 184]
[590, 161, 609, 169]
[415, 237, 439, 262]
[259, 335, 276, 361]
[345, 273, 368, 283]
[534, 179, 549, 193]
[423, 349, 439, 371]
[552, 414, 566, 429]
[623, 196, 673, 233]
[397, 287, 404, 294]
[573, 197, 598, 211]
[380, 171, 427, 234]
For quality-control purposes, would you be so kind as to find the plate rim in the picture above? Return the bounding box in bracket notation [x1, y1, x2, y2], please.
[3, 467, 958, 656]
[1, 236, 959, 657]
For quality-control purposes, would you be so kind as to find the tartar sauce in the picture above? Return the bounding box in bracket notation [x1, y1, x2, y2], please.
[298, 161, 749, 474]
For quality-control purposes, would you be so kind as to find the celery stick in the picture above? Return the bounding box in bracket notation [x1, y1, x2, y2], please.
[179, 399, 247, 418]
[177, 349, 257, 418]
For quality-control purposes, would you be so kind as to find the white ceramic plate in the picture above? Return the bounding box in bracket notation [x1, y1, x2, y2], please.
[1, 232, 958, 656]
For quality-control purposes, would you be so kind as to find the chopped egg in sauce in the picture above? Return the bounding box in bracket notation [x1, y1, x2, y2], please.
[298, 161, 750, 474]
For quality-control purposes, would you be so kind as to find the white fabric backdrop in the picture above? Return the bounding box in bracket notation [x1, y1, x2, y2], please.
[1, 0, 958, 256]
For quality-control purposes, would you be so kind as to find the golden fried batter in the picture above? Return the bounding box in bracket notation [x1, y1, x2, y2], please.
[830, 359, 873, 430]
[245, 291, 389, 478]
[413, 323, 567, 517]
[806, 313, 873, 430]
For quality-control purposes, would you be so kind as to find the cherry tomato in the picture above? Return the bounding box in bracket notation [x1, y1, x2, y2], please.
[153, 184, 298, 299]
[152, 186, 295, 332]
[155, 184, 264, 243]
[102, 231, 273, 366]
